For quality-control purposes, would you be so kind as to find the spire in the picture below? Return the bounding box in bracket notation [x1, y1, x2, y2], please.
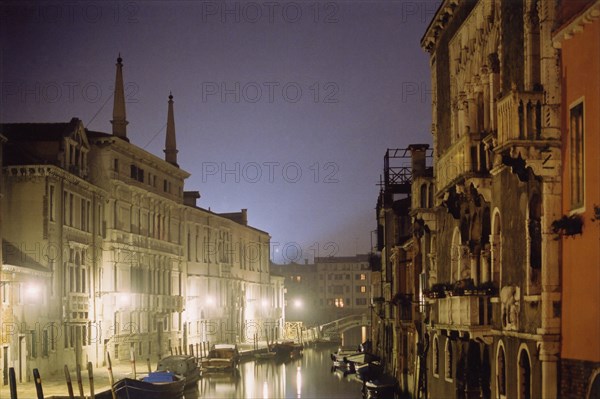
[164, 92, 179, 166]
[111, 54, 129, 141]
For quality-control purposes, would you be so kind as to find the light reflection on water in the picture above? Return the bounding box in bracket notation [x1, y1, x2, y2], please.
[190, 346, 363, 399]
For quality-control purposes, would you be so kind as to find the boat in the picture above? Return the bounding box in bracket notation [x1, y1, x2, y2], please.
[355, 360, 383, 382]
[342, 352, 382, 380]
[330, 346, 361, 373]
[254, 349, 277, 361]
[269, 341, 303, 359]
[201, 344, 240, 373]
[361, 374, 398, 399]
[111, 371, 186, 399]
[157, 354, 200, 389]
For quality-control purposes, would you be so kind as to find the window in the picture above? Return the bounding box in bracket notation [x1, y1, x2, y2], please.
[130, 164, 144, 182]
[50, 323, 56, 351]
[570, 102, 584, 209]
[420, 183, 428, 208]
[49, 185, 56, 221]
[355, 298, 367, 306]
[114, 158, 119, 172]
[445, 339, 453, 382]
[360, 286, 367, 293]
[433, 336, 439, 377]
[69, 193, 74, 226]
[30, 330, 38, 358]
[63, 191, 68, 224]
[1, 285, 8, 304]
[497, 343, 507, 397]
[518, 348, 531, 399]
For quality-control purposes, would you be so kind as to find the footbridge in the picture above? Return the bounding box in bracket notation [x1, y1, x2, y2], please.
[285, 313, 370, 343]
[319, 313, 371, 336]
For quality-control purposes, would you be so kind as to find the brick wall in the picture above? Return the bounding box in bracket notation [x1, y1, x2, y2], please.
[560, 358, 600, 399]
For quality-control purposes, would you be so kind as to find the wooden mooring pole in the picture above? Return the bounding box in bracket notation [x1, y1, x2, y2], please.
[33, 368, 44, 399]
[76, 362, 85, 398]
[106, 352, 116, 399]
[87, 362, 95, 399]
[64, 365, 75, 399]
[8, 367, 17, 399]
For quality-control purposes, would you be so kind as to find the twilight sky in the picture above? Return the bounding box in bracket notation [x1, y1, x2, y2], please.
[0, 1, 436, 263]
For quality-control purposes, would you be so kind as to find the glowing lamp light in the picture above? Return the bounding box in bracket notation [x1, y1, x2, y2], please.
[261, 299, 269, 308]
[293, 299, 303, 309]
[206, 295, 215, 306]
[117, 293, 130, 308]
[25, 283, 41, 300]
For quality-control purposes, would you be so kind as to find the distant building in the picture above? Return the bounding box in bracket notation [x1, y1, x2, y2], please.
[270, 261, 317, 324]
[553, 1, 600, 397]
[371, 146, 433, 397]
[271, 255, 371, 327]
[0, 56, 283, 380]
[315, 255, 371, 325]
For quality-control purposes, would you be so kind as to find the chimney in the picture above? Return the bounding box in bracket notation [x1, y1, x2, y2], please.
[241, 209, 248, 225]
[408, 144, 429, 177]
[183, 191, 200, 207]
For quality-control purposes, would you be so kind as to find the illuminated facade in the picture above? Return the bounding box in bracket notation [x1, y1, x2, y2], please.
[420, 0, 563, 397]
[0, 56, 283, 379]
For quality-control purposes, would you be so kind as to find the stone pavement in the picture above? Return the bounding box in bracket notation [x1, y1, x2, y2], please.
[0, 359, 137, 399]
[0, 341, 273, 398]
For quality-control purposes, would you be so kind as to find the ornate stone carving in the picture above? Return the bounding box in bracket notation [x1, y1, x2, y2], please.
[500, 285, 520, 330]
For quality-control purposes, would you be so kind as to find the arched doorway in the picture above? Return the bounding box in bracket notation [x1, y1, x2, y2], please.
[587, 370, 600, 399]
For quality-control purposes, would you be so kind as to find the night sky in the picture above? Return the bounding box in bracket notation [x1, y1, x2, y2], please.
[0, 1, 435, 263]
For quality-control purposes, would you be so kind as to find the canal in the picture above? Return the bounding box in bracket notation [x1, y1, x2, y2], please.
[189, 342, 365, 398]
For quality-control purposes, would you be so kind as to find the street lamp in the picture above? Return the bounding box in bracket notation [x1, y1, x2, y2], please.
[293, 298, 303, 309]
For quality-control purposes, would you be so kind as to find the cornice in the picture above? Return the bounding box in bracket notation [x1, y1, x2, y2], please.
[553, 1, 600, 48]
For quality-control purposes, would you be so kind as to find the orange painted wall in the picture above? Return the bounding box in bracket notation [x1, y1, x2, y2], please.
[559, 16, 600, 362]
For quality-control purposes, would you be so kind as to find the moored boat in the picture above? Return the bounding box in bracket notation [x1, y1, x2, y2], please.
[112, 371, 185, 399]
[270, 341, 303, 359]
[157, 355, 200, 389]
[201, 344, 240, 373]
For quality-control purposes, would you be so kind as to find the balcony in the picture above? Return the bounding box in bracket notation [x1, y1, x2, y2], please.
[155, 295, 184, 313]
[67, 292, 89, 311]
[497, 90, 544, 148]
[433, 295, 492, 340]
[65, 293, 90, 321]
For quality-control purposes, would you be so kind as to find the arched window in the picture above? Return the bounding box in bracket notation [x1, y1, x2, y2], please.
[518, 348, 532, 399]
[433, 335, 440, 377]
[420, 183, 428, 208]
[491, 209, 502, 287]
[445, 338, 453, 382]
[497, 342, 507, 397]
[528, 194, 542, 294]
[587, 370, 600, 399]
[428, 183, 434, 208]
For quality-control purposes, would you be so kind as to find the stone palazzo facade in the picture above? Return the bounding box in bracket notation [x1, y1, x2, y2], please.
[369, 0, 599, 398]
[0, 57, 285, 382]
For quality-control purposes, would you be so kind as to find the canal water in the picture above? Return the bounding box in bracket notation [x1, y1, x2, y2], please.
[188, 330, 366, 399]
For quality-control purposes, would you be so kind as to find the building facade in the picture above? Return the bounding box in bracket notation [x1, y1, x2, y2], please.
[420, 0, 563, 398]
[315, 255, 371, 326]
[270, 261, 317, 324]
[553, 1, 600, 398]
[0, 56, 284, 380]
[372, 146, 434, 397]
